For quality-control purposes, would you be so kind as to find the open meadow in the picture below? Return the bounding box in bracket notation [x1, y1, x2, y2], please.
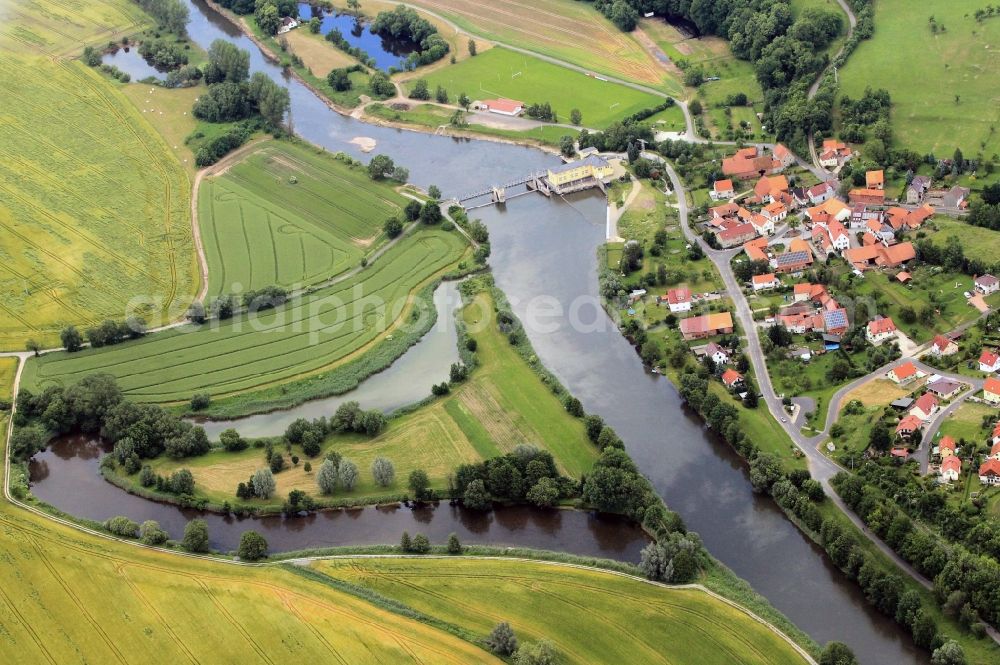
[412, 47, 663, 129]
[200, 142, 404, 295]
[21, 227, 469, 406]
[402, 0, 681, 95]
[838, 0, 1000, 156]
[0, 0, 195, 350]
[137, 290, 597, 503]
[318, 557, 811, 665]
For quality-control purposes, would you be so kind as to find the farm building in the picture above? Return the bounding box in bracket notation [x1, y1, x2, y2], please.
[477, 98, 525, 116]
[679, 312, 734, 341]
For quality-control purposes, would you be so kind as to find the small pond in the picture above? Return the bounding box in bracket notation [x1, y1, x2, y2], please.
[297, 3, 418, 71]
[101, 46, 165, 81]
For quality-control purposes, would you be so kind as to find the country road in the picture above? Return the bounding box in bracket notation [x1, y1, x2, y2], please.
[807, 0, 858, 171]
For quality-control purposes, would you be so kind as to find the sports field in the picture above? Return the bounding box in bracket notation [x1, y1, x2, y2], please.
[411, 47, 663, 128]
[200, 143, 404, 295]
[402, 0, 681, 95]
[140, 290, 597, 502]
[0, 0, 195, 350]
[838, 0, 1000, 155]
[317, 558, 811, 665]
[21, 228, 468, 404]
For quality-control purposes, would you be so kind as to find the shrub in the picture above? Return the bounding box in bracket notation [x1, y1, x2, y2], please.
[486, 622, 518, 656]
[139, 520, 168, 545]
[237, 530, 268, 561]
[411, 533, 431, 553]
[447, 532, 462, 554]
[181, 519, 210, 552]
[104, 516, 140, 538]
[371, 456, 395, 487]
[251, 468, 276, 498]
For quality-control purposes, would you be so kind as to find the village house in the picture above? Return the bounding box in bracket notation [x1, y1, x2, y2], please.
[762, 201, 788, 223]
[705, 342, 730, 366]
[819, 139, 852, 169]
[928, 185, 970, 209]
[910, 393, 939, 421]
[850, 204, 882, 230]
[979, 459, 1000, 485]
[975, 274, 1000, 296]
[993, 424, 1000, 447]
[751, 273, 780, 291]
[721, 146, 784, 180]
[753, 174, 790, 203]
[773, 249, 813, 275]
[743, 237, 769, 263]
[805, 197, 851, 224]
[866, 170, 884, 190]
[663, 287, 692, 313]
[721, 368, 745, 389]
[717, 222, 759, 248]
[887, 361, 920, 384]
[866, 317, 897, 345]
[940, 455, 961, 483]
[866, 217, 895, 244]
[277, 16, 299, 34]
[939, 436, 957, 458]
[843, 242, 916, 271]
[825, 219, 851, 252]
[849, 188, 886, 206]
[979, 349, 1000, 374]
[926, 377, 963, 400]
[983, 377, 1000, 405]
[906, 176, 932, 204]
[749, 213, 775, 236]
[680, 312, 734, 341]
[930, 335, 959, 357]
[711, 179, 735, 201]
[896, 414, 922, 438]
[805, 181, 837, 205]
[773, 143, 796, 169]
[477, 98, 525, 116]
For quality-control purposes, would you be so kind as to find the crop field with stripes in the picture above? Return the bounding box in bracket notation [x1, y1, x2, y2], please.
[318, 557, 811, 665]
[200, 143, 405, 296]
[22, 227, 468, 404]
[402, 0, 681, 95]
[0, 502, 502, 665]
[0, 0, 195, 350]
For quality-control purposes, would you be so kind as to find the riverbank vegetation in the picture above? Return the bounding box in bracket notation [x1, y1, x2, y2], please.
[21, 224, 469, 411]
[0, 0, 195, 350]
[198, 141, 405, 295]
[312, 557, 813, 665]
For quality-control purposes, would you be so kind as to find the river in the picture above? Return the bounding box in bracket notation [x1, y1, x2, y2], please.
[30, 1, 930, 661]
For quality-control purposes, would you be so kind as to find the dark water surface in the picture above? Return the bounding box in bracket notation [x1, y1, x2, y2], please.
[101, 47, 164, 80]
[28, 2, 932, 661]
[297, 2, 416, 71]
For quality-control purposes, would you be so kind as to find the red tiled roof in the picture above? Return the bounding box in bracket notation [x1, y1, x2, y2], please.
[721, 369, 744, 386]
[866, 170, 884, 187]
[979, 459, 1000, 477]
[868, 317, 897, 335]
[932, 335, 952, 351]
[896, 414, 922, 433]
[891, 361, 917, 380]
[985, 378, 1000, 395]
[980, 350, 999, 367]
[939, 436, 956, 451]
[483, 98, 524, 113]
[913, 393, 938, 414]
[941, 456, 961, 474]
[752, 273, 777, 285]
[667, 287, 692, 305]
[714, 179, 734, 193]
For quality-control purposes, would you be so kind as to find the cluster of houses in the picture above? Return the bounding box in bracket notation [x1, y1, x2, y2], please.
[657, 287, 736, 342]
[770, 282, 849, 337]
[979, 426, 1000, 485]
[934, 424, 1000, 486]
[818, 139, 853, 170]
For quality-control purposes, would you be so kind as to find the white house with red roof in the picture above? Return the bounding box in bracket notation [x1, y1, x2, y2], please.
[896, 414, 922, 438]
[773, 143, 795, 168]
[751, 273, 780, 291]
[478, 98, 525, 116]
[762, 201, 787, 223]
[866, 317, 897, 346]
[940, 455, 961, 483]
[910, 393, 939, 421]
[938, 436, 957, 457]
[663, 287, 692, 313]
[988, 438, 1000, 460]
[806, 181, 836, 205]
[930, 335, 958, 357]
[979, 459, 1000, 485]
[721, 368, 744, 388]
[980, 349, 1000, 373]
[887, 361, 920, 384]
[984, 377, 1000, 405]
[705, 342, 730, 366]
[975, 274, 999, 295]
[711, 179, 735, 201]
[749, 213, 775, 236]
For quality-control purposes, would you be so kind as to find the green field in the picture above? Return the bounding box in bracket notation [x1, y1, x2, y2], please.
[410, 47, 664, 129]
[929, 217, 1000, 266]
[366, 102, 572, 146]
[200, 143, 404, 295]
[938, 401, 995, 443]
[22, 227, 468, 406]
[838, 0, 1000, 155]
[0, 0, 195, 350]
[318, 557, 810, 665]
[403, 0, 681, 94]
[138, 289, 598, 504]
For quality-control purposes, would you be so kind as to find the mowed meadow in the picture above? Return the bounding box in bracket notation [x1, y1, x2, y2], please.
[318, 558, 811, 665]
[0, 0, 195, 350]
[838, 0, 1000, 156]
[403, 0, 681, 95]
[200, 143, 405, 295]
[138, 290, 598, 503]
[411, 46, 664, 128]
[22, 225, 469, 406]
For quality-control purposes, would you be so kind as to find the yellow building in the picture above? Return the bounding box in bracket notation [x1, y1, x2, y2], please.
[546, 156, 615, 187]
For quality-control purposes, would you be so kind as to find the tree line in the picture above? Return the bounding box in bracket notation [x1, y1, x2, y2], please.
[131, 0, 189, 35]
[371, 5, 450, 69]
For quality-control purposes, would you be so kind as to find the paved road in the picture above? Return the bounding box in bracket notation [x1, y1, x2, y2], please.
[806, 0, 858, 172]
